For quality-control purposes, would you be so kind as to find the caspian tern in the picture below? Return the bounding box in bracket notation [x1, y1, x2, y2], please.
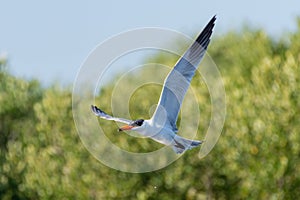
[91, 16, 216, 154]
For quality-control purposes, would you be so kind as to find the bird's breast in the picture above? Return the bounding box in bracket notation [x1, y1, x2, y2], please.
[137, 121, 176, 145]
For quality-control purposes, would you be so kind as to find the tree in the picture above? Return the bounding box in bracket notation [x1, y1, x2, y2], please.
[1, 21, 300, 199]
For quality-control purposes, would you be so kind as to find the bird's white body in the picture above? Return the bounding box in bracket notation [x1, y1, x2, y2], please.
[133, 119, 175, 145]
[91, 16, 216, 154]
[131, 119, 202, 153]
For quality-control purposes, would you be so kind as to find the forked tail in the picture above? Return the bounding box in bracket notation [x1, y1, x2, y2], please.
[172, 136, 203, 154]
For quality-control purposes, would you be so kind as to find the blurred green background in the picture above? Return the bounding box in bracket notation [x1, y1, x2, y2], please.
[1, 20, 300, 199]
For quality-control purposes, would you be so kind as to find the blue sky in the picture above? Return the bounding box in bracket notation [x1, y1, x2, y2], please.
[1, 0, 299, 86]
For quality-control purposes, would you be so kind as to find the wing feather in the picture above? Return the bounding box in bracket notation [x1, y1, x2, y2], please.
[91, 105, 133, 125]
[151, 16, 216, 130]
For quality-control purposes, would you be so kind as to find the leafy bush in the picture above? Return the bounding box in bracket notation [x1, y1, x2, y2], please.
[0, 21, 299, 199]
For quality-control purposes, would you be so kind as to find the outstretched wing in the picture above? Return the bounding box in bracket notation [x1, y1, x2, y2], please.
[151, 16, 216, 131]
[91, 105, 133, 125]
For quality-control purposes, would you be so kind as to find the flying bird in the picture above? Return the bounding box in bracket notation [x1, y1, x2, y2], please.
[91, 16, 216, 154]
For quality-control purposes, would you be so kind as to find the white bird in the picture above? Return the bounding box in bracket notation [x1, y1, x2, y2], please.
[91, 16, 216, 154]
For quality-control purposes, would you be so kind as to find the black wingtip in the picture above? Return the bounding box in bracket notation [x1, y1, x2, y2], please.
[209, 15, 217, 26]
[195, 15, 217, 47]
[91, 104, 96, 111]
[91, 105, 97, 114]
[91, 105, 107, 116]
[91, 105, 101, 114]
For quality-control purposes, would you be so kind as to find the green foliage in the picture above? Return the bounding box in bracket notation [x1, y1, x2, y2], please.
[0, 63, 42, 199]
[1, 22, 300, 199]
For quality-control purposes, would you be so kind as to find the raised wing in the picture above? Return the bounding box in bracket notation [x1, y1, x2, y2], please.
[91, 105, 133, 125]
[151, 16, 216, 131]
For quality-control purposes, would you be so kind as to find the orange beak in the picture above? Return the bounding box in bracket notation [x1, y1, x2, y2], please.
[118, 125, 134, 132]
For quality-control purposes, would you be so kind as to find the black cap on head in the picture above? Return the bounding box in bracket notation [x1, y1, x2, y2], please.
[132, 119, 144, 126]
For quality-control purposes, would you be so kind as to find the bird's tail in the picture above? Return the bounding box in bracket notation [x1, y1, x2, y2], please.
[172, 136, 203, 154]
